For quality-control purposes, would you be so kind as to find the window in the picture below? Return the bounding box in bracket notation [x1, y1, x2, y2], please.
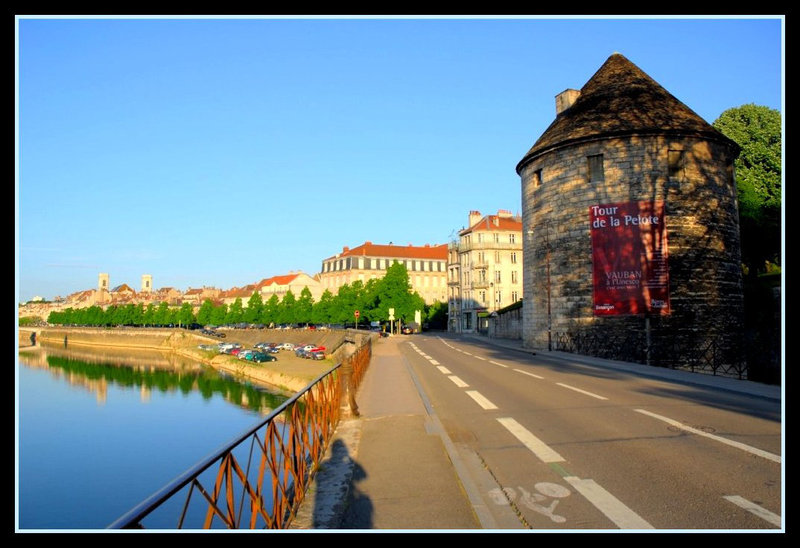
[533, 168, 542, 187]
[494, 233, 499, 243]
[509, 233, 516, 244]
[512, 291, 519, 302]
[512, 271, 518, 284]
[669, 149, 685, 180]
[480, 290, 486, 303]
[495, 251, 501, 263]
[588, 154, 604, 182]
[511, 252, 517, 264]
[495, 271, 501, 283]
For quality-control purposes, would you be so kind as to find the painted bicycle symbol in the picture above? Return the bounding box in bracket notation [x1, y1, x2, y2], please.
[488, 482, 571, 523]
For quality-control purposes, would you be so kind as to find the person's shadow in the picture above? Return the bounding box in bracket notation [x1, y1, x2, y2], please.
[312, 438, 373, 529]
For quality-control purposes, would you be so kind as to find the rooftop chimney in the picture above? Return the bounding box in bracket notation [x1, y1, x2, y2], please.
[468, 210, 483, 227]
[556, 89, 580, 115]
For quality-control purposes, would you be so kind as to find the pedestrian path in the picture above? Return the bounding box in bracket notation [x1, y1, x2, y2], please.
[291, 335, 481, 530]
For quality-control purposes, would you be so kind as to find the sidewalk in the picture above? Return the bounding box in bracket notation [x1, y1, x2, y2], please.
[291, 335, 483, 530]
[290, 332, 782, 531]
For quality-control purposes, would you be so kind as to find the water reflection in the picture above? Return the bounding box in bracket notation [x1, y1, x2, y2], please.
[19, 342, 289, 416]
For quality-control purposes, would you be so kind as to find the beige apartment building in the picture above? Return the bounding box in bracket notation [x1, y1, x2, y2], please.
[319, 241, 448, 305]
[448, 210, 523, 333]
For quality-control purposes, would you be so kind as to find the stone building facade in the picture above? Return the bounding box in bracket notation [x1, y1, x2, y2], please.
[516, 53, 745, 372]
[447, 210, 523, 333]
[319, 242, 448, 305]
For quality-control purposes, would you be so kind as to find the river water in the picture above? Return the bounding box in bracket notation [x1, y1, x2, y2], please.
[16, 342, 290, 531]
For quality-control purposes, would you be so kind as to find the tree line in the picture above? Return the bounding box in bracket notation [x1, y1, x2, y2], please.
[46, 262, 448, 329]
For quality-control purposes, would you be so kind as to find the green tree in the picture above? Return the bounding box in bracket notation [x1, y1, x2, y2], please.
[713, 104, 782, 277]
[244, 292, 263, 323]
[295, 287, 315, 325]
[177, 302, 195, 327]
[312, 289, 334, 325]
[226, 298, 244, 324]
[261, 295, 280, 326]
[142, 303, 156, 326]
[425, 300, 448, 330]
[372, 262, 420, 322]
[132, 303, 145, 326]
[196, 299, 215, 326]
[279, 291, 297, 324]
[154, 302, 171, 326]
[210, 303, 228, 325]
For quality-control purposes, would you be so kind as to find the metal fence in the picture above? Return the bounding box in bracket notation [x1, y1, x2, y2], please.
[107, 338, 372, 530]
[552, 331, 748, 379]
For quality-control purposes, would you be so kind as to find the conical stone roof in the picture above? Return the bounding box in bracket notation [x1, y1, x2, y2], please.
[516, 53, 739, 174]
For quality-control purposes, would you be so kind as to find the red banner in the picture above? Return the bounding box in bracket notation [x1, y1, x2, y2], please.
[590, 201, 670, 316]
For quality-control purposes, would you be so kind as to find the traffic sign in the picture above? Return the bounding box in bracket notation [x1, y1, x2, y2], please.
[354, 310, 360, 318]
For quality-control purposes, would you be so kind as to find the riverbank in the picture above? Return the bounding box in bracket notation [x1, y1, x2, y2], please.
[18, 326, 345, 395]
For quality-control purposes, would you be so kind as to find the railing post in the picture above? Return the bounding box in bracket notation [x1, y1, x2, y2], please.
[340, 360, 360, 418]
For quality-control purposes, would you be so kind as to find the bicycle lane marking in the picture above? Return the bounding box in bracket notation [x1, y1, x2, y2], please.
[498, 418, 654, 529]
[428, 340, 652, 528]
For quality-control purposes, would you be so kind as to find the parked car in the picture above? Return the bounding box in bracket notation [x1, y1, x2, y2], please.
[218, 342, 241, 353]
[308, 350, 326, 360]
[401, 326, 414, 335]
[252, 352, 277, 363]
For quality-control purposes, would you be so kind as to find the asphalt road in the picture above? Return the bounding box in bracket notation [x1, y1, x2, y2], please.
[400, 333, 782, 530]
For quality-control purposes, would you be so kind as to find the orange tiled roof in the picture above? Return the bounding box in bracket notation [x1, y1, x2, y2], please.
[257, 273, 302, 288]
[324, 242, 447, 262]
[460, 214, 523, 236]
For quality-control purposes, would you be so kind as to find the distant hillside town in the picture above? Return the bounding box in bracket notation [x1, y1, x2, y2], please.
[19, 209, 524, 334]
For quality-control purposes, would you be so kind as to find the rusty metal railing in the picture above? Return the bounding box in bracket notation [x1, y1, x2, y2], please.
[107, 338, 372, 529]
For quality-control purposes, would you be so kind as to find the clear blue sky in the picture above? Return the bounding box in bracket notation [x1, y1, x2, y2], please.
[15, 15, 784, 303]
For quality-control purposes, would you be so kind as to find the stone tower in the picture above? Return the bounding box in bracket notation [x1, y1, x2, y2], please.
[516, 53, 745, 373]
[141, 274, 153, 293]
[98, 273, 109, 304]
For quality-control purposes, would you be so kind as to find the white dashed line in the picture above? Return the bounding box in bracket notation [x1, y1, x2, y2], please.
[563, 476, 654, 529]
[449, 376, 469, 388]
[466, 390, 498, 410]
[514, 368, 543, 379]
[723, 495, 782, 527]
[556, 382, 608, 400]
[490, 360, 509, 368]
[429, 359, 440, 365]
[436, 366, 452, 375]
[496, 417, 564, 463]
[635, 409, 781, 463]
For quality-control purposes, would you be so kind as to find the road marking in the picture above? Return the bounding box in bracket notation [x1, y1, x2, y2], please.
[474, 356, 486, 361]
[429, 359, 440, 365]
[514, 368, 544, 379]
[497, 417, 564, 463]
[635, 409, 782, 463]
[463, 351, 473, 356]
[449, 376, 469, 388]
[436, 366, 451, 374]
[723, 495, 782, 527]
[556, 382, 608, 400]
[490, 360, 509, 368]
[466, 390, 498, 410]
[563, 476, 654, 529]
